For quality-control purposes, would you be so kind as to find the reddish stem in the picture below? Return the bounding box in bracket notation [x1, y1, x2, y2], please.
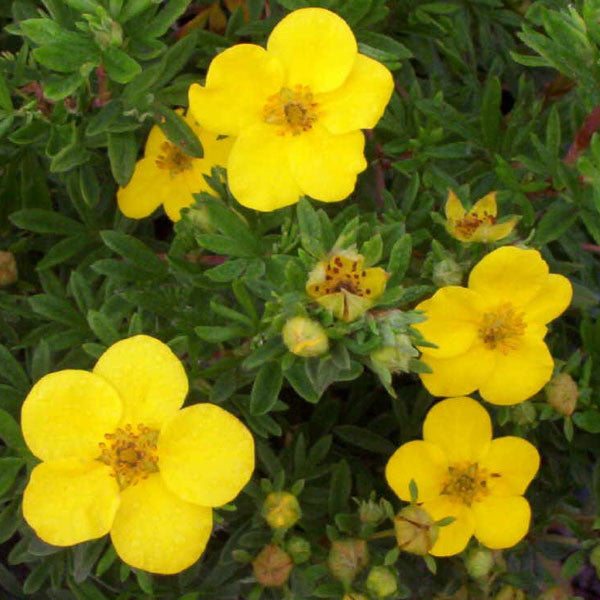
[564, 105, 600, 166]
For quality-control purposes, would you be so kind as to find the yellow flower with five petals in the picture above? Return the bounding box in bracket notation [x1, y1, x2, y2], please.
[21, 335, 254, 574]
[445, 190, 519, 243]
[386, 397, 540, 556]
[414, 246, 572, 405]
[117, 112, 233, 222]
[188, 7, 394, 211]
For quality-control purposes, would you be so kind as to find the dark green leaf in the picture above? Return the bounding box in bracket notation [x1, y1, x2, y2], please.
[250, 361, 283, 415]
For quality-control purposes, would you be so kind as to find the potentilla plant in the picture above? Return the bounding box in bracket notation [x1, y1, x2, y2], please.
[0, 1, 599, 600]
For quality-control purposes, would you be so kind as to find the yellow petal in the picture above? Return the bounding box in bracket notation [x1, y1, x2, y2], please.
[162, 166, 207, 222]
[306, 261, 328, 296]
[385, 440, 448, 502]
[317, 289, 372, 322]
[21, 371, 122, 462]
[470, 217, 519, 243]
[117, 158, 166, 219]
[188, 44, 284, 136]
[144, 124, 168, 157]
[470, 192, 497, 219]
[422, 496, 475, 556]
[472, 495, 531, 549]
[468, 246, 549, 307]
[158, 403, 254, 507]
[423, 397, 492, 463]
[419, 344, 495, 399]
[267, 8, 357, 94]
[288, 125, 366, 202]
[110, 473, 212, 574]
[478, 335, 554, 405]
[93, 335, 188, 429]
[481, 437, 540, 496]
[522, 273, 572, 325]
[444, 190, 465, 220]
[227, 122, 301, 211]
[23, 459, 120, 546]
[414, 287, 485, 359]
[318, 53, 393, 134]
[362, 267, 388, 300]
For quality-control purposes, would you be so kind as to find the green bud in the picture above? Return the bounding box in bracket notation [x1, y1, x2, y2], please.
[358, 498, 385, 524]
[286, 536, 311, 564]
[511, 402, 536, 426]
[545, 373, 578, 416]
[282, 316, 329, 358]
[328, 538, 369, 587]
[0, 251, 17, 286]
[590, 544, 600, 578]
[432, 257, 463, 287]
[185, 204, 216, 233]
[465, 547, 494, 579]
[394, 505, 439, 555]
[370, 334, 418, 373]
[252, 545, 293, 587]
[366, 566, 397, 598]
[495, 585, 526, 600]
[262, 491, 302, 531]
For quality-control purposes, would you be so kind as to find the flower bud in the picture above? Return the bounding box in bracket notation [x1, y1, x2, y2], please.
[185, 204, 216, 233]
[0, 251, 17, 286]
[282, 316, 329, 358]
[343, 594, 369, 600]
[252, 545, 293, 587]
[590, 544, 600, 578]
[432, 258, 463, 287]
[394, 505, 439, 555]
[511, 402, 536, 426]
[370, 334, 418, 373]
[545, 373, 578, 416]
[366, 566, 397, 598]
[262, 491, 302, 531]
[358, 498, 385, 524]
[286, 536, 311, 564]
[465, 547, 494, 579]
[495, 585, 526, 600]
[328, 538, 369, 587]
[537, 588, 569, 600]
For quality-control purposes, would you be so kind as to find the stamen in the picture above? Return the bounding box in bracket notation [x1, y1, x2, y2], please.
[454, 212, 496, 240]
[155, 142, 193, 175]
[263, 86, 319, 136]
[442, 462, 490, 506]
[479, 303, 526, 353]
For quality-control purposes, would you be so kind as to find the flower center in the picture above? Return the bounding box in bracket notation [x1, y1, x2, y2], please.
[155, 142, 193, 175]
[478, 303, 526, 353]
[454, 213, 495, 239]
[442, 463, 491, 506]
[98, 424, 159, 489]
[312, 255, 374, 298]
[263, 86, 318, 135]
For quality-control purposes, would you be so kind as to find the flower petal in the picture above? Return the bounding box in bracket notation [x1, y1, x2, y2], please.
[318, 53, 393, 134]
[93, 335, 188, 429]
[158, 404, 254, 507]
[522, 273, 572, 325]
[362, 267, 388, 300]
[23, 459, 120, 546]
[473, 218, 518, 243]
[117, 158, 166, 219]
[267, 8, 357, 93]
[478, 336, 554, 405]
[144, 124, 168, 157]
[188, 44, 284, 136]
[21, 371, 122, 462]
[423, 397, 492, 463]
[470, 192, 497, 218]
[421, 496, 475, 556]
[445, 190, 465, 220]
[288, 125, 366, 202]
[472, 495, 531, 549]
[481, 437, 540, 496]
[385, 440, 448, 503]
[414, 287, 485, 359]
[110, 473, 212, 574]
[468, 246, 549, 307]
[227, 122, 301, 211]
[162, 166, 207, 222]
[419, 344, 495, 399]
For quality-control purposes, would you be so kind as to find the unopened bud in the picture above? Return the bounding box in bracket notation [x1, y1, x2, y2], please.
[366, 566, 397, 598]
[545, 373, 578, 416]
[358, 498, 385, 524]
[432, 258, 463, 287]
[328, 538, 369, 587]
[262, 491, 302, 531]
[370, 334, 418, 373]
[512, 402, 536, 426]
[538, 588, 569, 600]
[252, 545, 293, 587]
[495, 585, 526, 600]
[465, 547, 494, 579]
[286, 536, 310, 564]
[590, 544, 600, 578]
[394, 505, 439, 555]
[0, 251, 17, 286]
[282, 316, 329, 358]
[185, 204, 216, 233]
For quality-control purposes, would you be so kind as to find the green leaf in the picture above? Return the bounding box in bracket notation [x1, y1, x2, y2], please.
[361, 234, 383, 267]
[107, 131, 137, 186]
[561, 550, 585, 578]
[573, 410, 600, 433]
[29, 294, 86, 328]
[87, 311, 120, 346]
[0, 458, 24, 496]
[86, 101, 123, 137]
[0, 408, 26, 451]
[333, 425, 396, 455]
[242, 339, 285, 371]
[534, 202, 578, 245]
[481, 75, 501, 150]
[205, 259, 248, 282]
[387, 234, 412, 287]
[103, 46, 142, 84]
[142, 0, 192, 37]
[0, 344, 29, 391]
[31, 339, 51, 383]
[297, 197, 325, 258]
[0, 74, 13, 111]
[195, 325, 246, 343]
[100, 230, 167, 275]
[43, 72, 86, 101]
[250, 361, 283, 415]
[10, 209, 85, 235]
[328, 459, 351, 517]
[285, 361, 321, 403]
[409, 479, 419, 503]
[152, 104, 203, 159]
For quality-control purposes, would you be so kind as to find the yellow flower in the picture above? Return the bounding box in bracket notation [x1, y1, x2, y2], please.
[306, 250, 388, 322]
[117, 112, 233, 222]
[386, 397, 540, 556]
[188, 7, 394, 211]
[445, 190, 519, 243]
[20, 335, 254, 574]
[414, 246, 572, 405]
